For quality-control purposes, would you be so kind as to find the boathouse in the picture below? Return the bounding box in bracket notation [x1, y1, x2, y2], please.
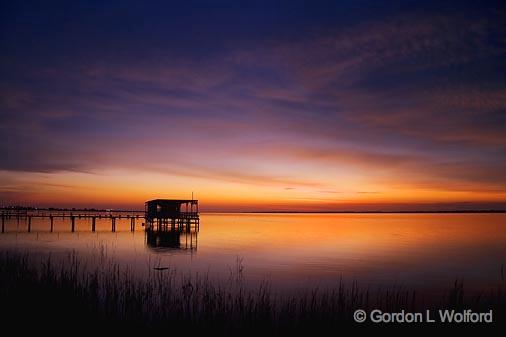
[144, 199, 199, 231]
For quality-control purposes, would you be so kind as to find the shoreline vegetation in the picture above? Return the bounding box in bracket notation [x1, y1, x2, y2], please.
[0, 252, 504, 333]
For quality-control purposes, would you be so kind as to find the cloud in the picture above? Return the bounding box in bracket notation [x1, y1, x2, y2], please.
[1, 5, 505, 206]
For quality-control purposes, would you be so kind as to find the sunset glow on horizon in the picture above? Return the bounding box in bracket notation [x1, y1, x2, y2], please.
[1, 1, 505, 211]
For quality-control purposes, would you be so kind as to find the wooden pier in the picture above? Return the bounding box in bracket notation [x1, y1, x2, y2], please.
[1, 201, 200, 252]
[1, 199, 200, 235]
[0, 210, 143, 233]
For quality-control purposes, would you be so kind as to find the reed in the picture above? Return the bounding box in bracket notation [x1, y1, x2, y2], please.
[0, 252, 503, 333]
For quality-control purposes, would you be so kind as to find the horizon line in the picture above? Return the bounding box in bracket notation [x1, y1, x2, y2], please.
[1, 206, 505, 214]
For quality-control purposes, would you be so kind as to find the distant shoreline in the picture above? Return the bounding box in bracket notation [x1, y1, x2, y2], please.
[1, 207, 505, 214]
[231, 210, 506, 214]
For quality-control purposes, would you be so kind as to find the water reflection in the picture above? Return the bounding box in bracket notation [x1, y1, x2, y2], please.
[1, 213, 505, 295]
[145, 229, 198, 252]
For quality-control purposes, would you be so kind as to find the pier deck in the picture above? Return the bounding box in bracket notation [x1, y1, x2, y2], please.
[1, 200, 200, 234]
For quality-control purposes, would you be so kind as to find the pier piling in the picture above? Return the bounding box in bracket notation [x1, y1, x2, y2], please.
[0, 207, 198, 237]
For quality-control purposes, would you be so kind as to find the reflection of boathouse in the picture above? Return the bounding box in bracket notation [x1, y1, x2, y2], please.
[144, 199, 199, 251]
[145, 229, 197, 251]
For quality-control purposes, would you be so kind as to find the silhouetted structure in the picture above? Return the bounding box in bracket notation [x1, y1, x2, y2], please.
[144, 199, 199, 232]
[0, 201, 201, 234]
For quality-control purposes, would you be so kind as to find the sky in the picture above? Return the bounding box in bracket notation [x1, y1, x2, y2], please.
[1, 0, 505, 211]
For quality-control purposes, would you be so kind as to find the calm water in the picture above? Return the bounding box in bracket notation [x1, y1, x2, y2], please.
[1, 213, 505, 296]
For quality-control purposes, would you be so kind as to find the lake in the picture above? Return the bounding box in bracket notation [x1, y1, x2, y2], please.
[1, 213, 505, 298]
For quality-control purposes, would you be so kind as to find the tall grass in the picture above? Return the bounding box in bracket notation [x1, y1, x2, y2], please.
[0, 252, 504, 333]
